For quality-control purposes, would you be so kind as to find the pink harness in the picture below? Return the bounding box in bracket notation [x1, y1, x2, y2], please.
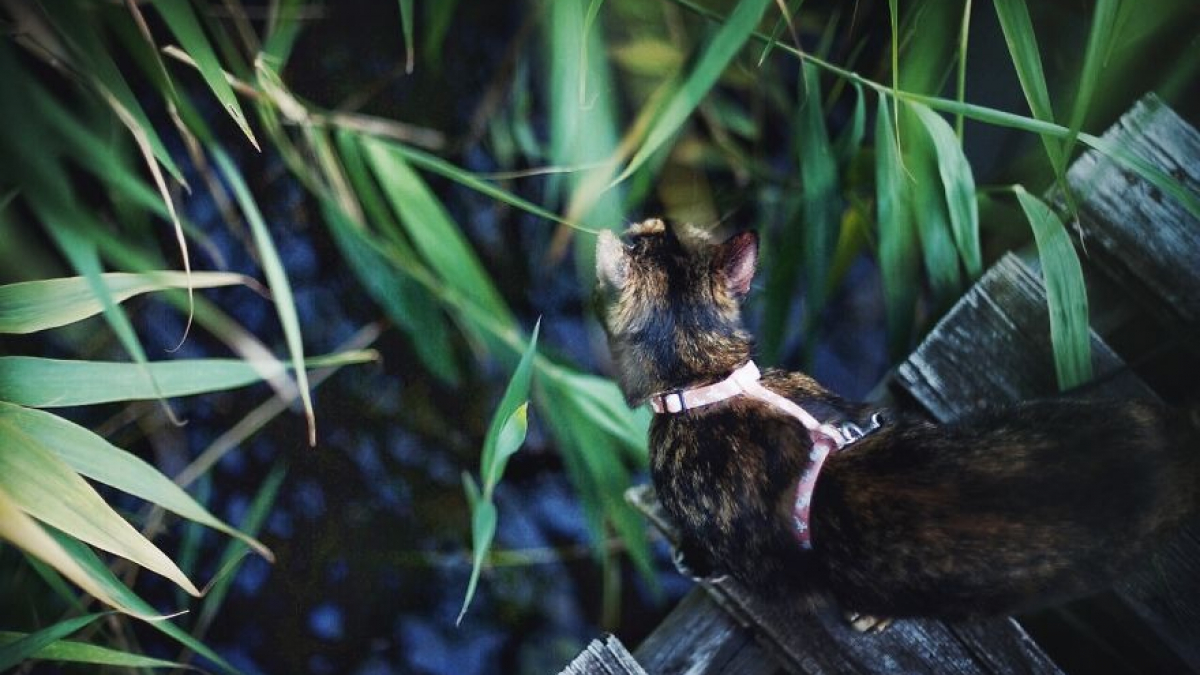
[649, 361, 854, 550]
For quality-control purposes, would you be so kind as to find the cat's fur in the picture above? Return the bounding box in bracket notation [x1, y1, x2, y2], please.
[595, 219, 1200, 619]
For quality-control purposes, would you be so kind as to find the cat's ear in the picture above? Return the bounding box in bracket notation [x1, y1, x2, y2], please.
[596, 229, 629, 290]
[715, 230, 758, 298]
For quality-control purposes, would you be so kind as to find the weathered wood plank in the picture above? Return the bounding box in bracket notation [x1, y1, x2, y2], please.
[634, 588, 781, 675]
[1064, 94, 1200, 329]
[894, 253, 1159, 419]
[894, 253, 1200, 671]
[628, 485, 1063, 675]
[559, 634, 650, 675]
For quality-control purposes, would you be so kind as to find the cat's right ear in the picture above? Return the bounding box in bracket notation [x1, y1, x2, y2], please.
[596, 230, 629, 291]
[716, 230, 758, 298]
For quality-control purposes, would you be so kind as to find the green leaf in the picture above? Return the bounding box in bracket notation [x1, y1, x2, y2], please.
[0, 352, 374, 408]
[320, 201, 460, 384]
[480, 322, 540, 494]
[0, 613, 107, 671]
[0, 490, 142, 617]
[398, 0, 415, 73]
[1065, 0, 1120, 150]
[0, 407, 200, 595]
[992, 0, 1071, 208]
[43, 529, 245, 675]
[833, 83, 866, 167]
[360, 137, 515, 328]
[875, 96, 919, 357]
[372, 142, 598, 234]
[0, 630, 187, 670]
[0, 272, 248, 334]
[611, 0, 773, 186]
[0, 401, 273, 559]
[153, 0, 258, 148]
[212, 148, 316, 445]
[797, 61, 840, 333]
[902, 108, 962, 306]
[457, 498, 496, 625]
[1013, 187, 1093, 389]
[195, 461, 288, 632]
[43, 6, 185, 185]
[907, 101, 982, 278]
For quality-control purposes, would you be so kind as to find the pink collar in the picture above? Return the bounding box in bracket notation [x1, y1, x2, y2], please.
[648, 360, 847, 550]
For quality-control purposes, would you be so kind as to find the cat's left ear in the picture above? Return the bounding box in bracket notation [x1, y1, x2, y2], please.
[596, 229, 629, 291]
[715, 230, 758, 298]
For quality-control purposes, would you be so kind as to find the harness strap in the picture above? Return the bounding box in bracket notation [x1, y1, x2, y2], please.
[648, 360, 861, 550]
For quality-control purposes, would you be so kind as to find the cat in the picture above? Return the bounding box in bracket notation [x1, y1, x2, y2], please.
[594, 218, 1200, 627]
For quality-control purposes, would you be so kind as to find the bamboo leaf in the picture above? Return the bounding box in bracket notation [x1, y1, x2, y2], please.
[1013, 187, 1093, 389]
[907, 101, 982, 278]
[0, 352, 373, 408]
[0, 401, 274, 559]
[0, 409, 200, 595]
[0, 489, 141, 617]
[0, 613, 107, 671]
[875, 96, 919, 358]
[611, 0, 773, 186]
[153, 0, 258, 148]
[0, 272, 248, 334]
[0, 631, 188, 670]
[212, 148, 316, 445]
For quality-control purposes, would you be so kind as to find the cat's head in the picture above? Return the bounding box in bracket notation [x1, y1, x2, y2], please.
[594, 218, 758, 404]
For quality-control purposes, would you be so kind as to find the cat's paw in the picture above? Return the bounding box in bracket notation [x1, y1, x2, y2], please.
[844, 611, 893, 633]
[671, 543, 726, 582]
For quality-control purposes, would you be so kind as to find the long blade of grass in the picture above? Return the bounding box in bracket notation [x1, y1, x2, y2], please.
[992, 0, 1072, 210]
[366, 141, 600, 234]
[0, 613, 108, 671]
[875, 96, 919, 357]
[360, 137, 515, 328]
[0, 412, 199, 595]
[459, 324, 539, 624]
[903, 112, 962, 307]
[194, 461, 287, 634]
[0, 272, 247, 334]
[42, 6, 185, 185]
[0, 352, 375, 407]
[1013, 186, 1092, 389]
[797, 61, 840, 334]
[44, 530, 244, 675]
[398, 0, 415, 73]
[153, 0, 258, 148]
[610, 0, 773, 186]
[955, 0, 973, 139]
[212, 147, 316, 445]
[0, 631, 188, 670]
[833, 83, 866, 168]
[908, 101, 982, 277]
[0, 401, 276, 558]
[321, 202, 460, 384]
[1065, 0, 1120, 151]
[0, 489, 140, 616]
[457, 479, 496, 626]
[481, 321, 539, 494]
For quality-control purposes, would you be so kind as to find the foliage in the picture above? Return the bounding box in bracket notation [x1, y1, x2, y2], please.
[0, 0, 1197, 670]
